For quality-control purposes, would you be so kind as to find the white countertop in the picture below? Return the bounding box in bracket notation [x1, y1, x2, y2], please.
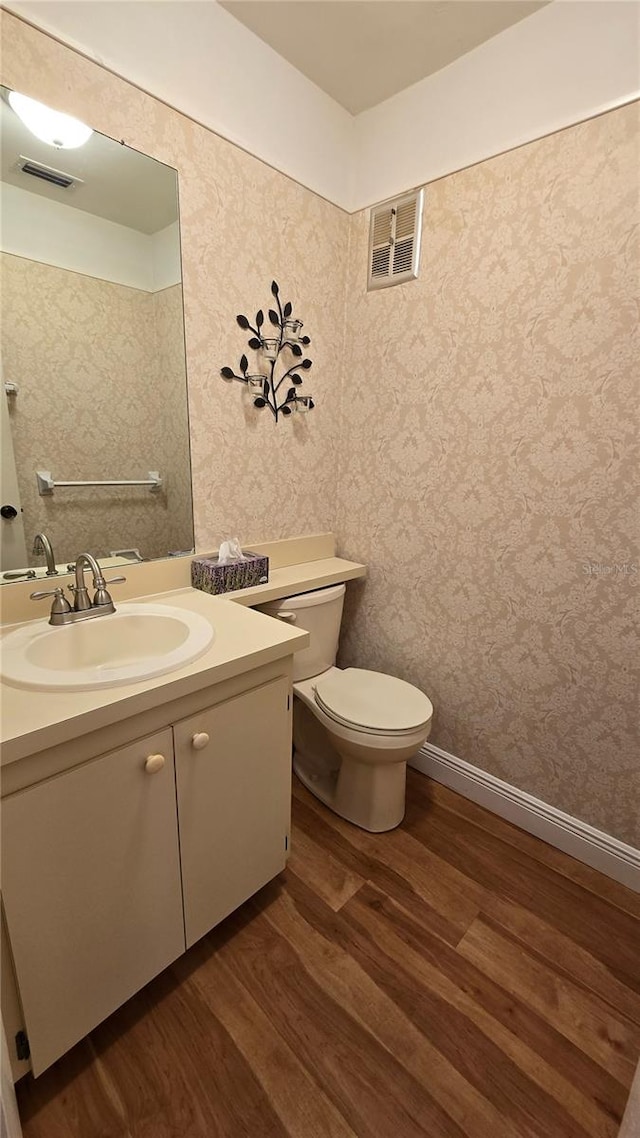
[0, 553, 366, 767]
[211, 556, 366, 606]
[0, 589, 309, 766]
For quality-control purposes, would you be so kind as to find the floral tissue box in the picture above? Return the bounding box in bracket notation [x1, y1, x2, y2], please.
[191, 551, 269, 595]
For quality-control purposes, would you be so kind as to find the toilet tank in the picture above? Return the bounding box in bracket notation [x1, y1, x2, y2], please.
[255, 583, 345, 682]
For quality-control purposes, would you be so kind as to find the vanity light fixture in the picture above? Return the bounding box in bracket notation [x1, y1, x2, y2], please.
[221, 281, 314, 421]
[8, 92, 93, 149]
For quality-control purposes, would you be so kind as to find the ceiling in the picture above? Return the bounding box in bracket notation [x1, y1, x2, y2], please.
[0, 91, 179, 234]
[219, 0, 549, 115]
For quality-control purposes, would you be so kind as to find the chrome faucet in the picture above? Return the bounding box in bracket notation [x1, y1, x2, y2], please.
[30, 551, 126, 626]
[32, 532, 58, 576]
[72, 552, 113, 612]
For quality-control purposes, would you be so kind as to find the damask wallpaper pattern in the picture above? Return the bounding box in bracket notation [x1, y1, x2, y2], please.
[1, 10, 637, 844]
[0, 9, 349, 556]
[152, 282, 193, 554]
[337, 103, 639, 844]
[1, 254, 192, 562]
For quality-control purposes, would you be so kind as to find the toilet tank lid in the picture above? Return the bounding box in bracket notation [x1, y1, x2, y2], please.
[258, 582, 346, 612]
[315, 668, 433, 732]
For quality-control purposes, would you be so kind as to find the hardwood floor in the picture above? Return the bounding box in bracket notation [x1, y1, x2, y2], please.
[16, 769, 640, 1138]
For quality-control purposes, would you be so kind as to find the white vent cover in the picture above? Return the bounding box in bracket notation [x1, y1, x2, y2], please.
[367, 188, 423, 291]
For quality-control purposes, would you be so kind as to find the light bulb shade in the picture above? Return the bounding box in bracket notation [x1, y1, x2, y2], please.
[9, 91, 93, 149]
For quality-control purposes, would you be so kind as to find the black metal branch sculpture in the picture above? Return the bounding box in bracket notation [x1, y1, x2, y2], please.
[221, 281, 314, 421]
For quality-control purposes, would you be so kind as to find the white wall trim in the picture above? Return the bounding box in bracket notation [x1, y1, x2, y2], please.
[411, 743, 640, 893]
[3, 0, 354, 211]
[352, 1, 640, 211]
[4, 2, 639, 212]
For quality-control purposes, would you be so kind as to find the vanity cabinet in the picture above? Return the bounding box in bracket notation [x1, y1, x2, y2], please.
[175, 675, 290, 948]
[1, 663, 292, 1077]
[1, 728, 185, 1076]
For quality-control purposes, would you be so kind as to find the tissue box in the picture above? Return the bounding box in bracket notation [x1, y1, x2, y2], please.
[191, 550, 269, 595]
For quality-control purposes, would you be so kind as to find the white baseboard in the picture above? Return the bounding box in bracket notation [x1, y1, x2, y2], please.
[410, 743, 640, 893]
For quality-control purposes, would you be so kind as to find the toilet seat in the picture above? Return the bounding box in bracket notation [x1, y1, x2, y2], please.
[313, 668, 433, 737]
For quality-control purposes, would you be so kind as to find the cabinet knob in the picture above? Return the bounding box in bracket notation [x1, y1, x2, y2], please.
[191, 732, 210, 750]
[144, 753, 165, 774]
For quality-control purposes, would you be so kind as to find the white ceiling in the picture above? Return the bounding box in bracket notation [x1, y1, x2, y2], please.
[219, 0, 549, 115]
[0, 91, 179, 233]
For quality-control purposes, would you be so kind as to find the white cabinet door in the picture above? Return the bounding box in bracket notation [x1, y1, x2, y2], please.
[174, 676, 291, 948]
[1, 729, 185, 1075]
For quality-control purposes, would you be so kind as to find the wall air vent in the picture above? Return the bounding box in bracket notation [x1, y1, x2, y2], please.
[17, 156, 82, 190]
[367, 187, 423, 291]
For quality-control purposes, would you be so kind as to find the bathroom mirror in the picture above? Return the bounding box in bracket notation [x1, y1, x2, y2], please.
[0, 86, 194, 581]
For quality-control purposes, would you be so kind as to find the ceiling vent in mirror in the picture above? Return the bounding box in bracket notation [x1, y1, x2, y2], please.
[367, 187, 423, 291]
[17, 155, 82, 190]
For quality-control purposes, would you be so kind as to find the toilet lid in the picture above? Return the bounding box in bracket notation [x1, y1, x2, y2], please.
[314, 668, 433, 733]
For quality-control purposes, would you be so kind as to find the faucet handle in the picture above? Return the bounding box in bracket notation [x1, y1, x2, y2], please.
[93, 576, 126, 608]
[30, 587, 72, 615]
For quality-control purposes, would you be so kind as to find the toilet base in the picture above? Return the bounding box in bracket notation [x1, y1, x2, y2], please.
[292, 698, 408, 832]
[293, 748, 406, 832]
[292, 751, 337, 812]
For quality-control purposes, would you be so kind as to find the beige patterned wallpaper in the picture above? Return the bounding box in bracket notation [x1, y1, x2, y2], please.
[0, 9, 348, 556]
[1, 254, 193, 563]
[1, 10, 637, 845]
[337, 103, 640, 845]
[152, 282, 193, 554]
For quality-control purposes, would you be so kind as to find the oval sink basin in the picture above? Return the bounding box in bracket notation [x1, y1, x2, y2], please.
[0, 603, 215, 691]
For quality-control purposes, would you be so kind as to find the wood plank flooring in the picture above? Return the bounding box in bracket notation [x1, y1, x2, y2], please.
[16, 769, 640, 1138]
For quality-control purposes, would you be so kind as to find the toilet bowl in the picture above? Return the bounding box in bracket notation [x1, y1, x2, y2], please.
[256, 584, 433, 832]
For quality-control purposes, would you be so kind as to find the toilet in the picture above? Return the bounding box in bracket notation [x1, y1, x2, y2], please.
[256, 583, 433, 832]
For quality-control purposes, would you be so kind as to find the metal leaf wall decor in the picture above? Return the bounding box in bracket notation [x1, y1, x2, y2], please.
[221, 281, 314, 421]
